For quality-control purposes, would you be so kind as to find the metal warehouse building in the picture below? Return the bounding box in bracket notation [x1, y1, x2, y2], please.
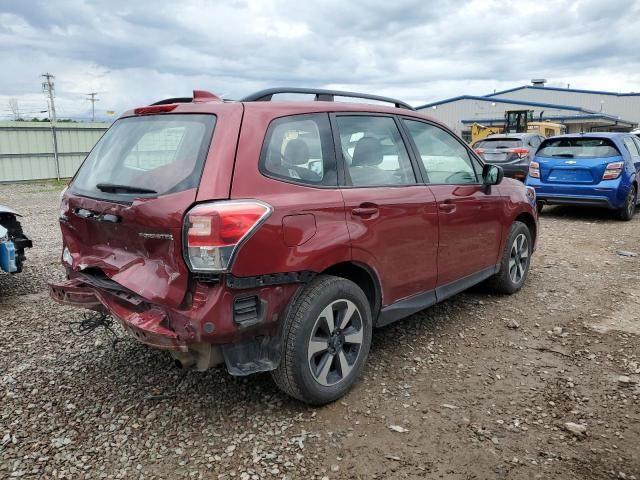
[417, 80, 639, 142]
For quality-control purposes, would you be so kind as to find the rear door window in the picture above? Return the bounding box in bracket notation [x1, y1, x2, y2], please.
[623, 137, 640, 157]
[537, 137, 621, 158]
[403, 119, 480, 184]
[528, 136, 542, 148]
[334, 115, 417, 187]
[71, 114, 216, 201]
[260, 113, 337, 186]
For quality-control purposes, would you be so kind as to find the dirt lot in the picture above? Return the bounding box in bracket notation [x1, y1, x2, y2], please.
[1, 182, 639, 480]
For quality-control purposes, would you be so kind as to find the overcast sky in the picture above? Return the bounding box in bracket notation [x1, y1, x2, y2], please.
[1, 0, 639, 121]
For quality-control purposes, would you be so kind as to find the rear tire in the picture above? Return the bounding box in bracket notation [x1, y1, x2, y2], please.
[271, 275, 373, 405]
[617, 185, 636, 221]
[486, 221, 532, 294]
[537, 202, 544, 214]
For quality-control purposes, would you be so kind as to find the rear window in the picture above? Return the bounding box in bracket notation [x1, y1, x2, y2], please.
[71, 114, 216, 201]
[473, 138, 523, 149]
[537, 137, 621, 158]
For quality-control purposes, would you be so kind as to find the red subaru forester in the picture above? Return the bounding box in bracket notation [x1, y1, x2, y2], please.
[50, 88, 538, 405]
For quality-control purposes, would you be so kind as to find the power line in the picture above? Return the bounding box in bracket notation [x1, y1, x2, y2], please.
[87, 92, 99, 122]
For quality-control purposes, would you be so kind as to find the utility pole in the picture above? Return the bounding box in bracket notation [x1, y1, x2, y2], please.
[42, 73, 60, 180]
[87, 92, 99, 122]
[42, 73, 57, 122]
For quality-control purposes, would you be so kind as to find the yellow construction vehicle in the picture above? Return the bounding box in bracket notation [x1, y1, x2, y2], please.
[470, 123, 503, 143]
[470, 110, 565, 144]
[530, 122, 566, 138]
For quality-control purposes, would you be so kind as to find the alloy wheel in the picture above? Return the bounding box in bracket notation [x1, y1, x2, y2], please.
[508, 233, 529, 284]
[307, 299, 364, 387]
[627, 188, 636, 217]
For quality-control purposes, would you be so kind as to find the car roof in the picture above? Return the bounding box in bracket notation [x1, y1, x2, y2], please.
[120, 99, 447, 128]
[240, 100, 429, 117]
[482, 134, 527, 140]
[547, 132, 631, 139]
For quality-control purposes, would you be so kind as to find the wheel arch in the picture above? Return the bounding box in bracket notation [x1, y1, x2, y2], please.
[514, 211, 537, 247]
[321, 261, 382, 319]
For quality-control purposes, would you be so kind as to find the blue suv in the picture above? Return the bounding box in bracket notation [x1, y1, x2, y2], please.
[526, 133, 640, 220]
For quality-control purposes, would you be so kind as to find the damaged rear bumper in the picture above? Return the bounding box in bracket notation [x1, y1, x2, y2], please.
[50, 277, 185, 350]
[48, 274, 299, 375]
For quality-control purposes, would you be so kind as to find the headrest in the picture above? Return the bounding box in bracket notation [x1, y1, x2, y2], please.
[283, 138, 310, 166]
[352, 136, 383, 167]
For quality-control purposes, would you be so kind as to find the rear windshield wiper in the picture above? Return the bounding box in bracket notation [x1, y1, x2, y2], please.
[96, 183, 157, 194]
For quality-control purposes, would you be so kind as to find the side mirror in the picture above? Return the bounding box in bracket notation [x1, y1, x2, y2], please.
[483, 164, 504, 186]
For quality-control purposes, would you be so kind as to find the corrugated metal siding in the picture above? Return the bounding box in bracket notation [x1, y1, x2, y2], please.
[0, 122, 108, 182]
[490, 88, 640, 124]
[418, 99, 578, 134]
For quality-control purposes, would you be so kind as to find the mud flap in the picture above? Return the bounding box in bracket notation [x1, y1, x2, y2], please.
[222, 335, 281, 376]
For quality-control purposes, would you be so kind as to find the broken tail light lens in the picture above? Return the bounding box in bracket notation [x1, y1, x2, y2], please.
[184, 200, 272, 272]
[529, 161, 540, 178]
[602, 161, 624, 180]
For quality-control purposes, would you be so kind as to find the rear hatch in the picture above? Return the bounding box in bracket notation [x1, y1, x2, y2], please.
[474, 137, 526, 163]
[61, 110, 227, 308]
[535, 137, 622, 184]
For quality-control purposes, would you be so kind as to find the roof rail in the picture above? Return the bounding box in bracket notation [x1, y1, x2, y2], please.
[241, 87, 415, 110]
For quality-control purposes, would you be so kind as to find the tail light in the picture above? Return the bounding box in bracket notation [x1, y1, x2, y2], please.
[602, 161, 624, 180]
[184, 200, 272, 272]
[529, 161, 540, 178]
[509, 148, 530, 159]
[474, 148, 484, 156]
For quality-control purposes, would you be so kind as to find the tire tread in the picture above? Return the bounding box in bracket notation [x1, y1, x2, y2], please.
[271, 275, 368, 404]
[486, 221, 531, 294]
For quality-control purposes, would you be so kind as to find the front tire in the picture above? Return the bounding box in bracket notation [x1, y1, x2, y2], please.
[618, 185, 636, 221]
[271, 275, 373, 405]
[486, 221, 532, 294]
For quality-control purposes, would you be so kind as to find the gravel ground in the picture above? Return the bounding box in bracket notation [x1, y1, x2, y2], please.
[1, 182, 639, 479]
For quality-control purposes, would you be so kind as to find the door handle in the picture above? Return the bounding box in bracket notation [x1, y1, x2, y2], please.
[438, 202, 456, 212]
[352, 207, 379, 217]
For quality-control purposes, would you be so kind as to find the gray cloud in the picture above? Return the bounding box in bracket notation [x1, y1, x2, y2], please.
[0, 0, 639, 120]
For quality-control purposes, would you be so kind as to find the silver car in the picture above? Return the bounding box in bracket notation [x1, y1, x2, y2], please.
[472, 133, 545, 180]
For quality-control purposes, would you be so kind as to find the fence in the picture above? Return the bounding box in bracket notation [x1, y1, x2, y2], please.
[0, 121, 109, 182]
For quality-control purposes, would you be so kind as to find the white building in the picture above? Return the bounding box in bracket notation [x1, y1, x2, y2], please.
[417, 81, 639, 142]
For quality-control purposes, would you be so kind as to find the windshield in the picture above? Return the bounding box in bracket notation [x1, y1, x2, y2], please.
[537, 137, 620, 158]
[71, 114, 216, 201]
[474, 138, 523, 149]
